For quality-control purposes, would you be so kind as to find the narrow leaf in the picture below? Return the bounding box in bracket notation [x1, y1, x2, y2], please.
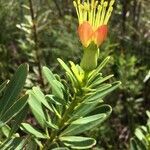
[21, 123, 48, 139]
[0, 95, 28, 127]
[61, 113, 107, 136]
[43, 66, 64, 99]
[60, 136, 96, 149]
[0, 64, 28, 115]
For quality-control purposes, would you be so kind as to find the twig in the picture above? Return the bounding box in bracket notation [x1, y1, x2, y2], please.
[28, 0, 44, 86]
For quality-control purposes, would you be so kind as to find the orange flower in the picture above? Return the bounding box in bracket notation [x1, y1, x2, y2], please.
[77, 22, 93, 47]
[73, 0, 114, 47]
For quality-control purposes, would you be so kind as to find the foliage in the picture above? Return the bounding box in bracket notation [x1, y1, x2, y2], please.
[130, 111, 150, 150]
[21, 57, 120, 149]
[0, 64, 28, 149]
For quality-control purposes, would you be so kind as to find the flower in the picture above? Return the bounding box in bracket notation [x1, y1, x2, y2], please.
[73, 0, 115, 47]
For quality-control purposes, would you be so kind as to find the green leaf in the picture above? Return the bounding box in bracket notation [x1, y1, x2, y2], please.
[43, 66, 64, 99]
[130, 138, 139, 150]
[28, 90, 47, 128]
[59, 136, 96, 149]
[46, 95, 62, 106]
[89, 104, 112, 116]
[135, 128, 145, 141]
[69, 61, 84, 83]
[0, 64, 28, 116]
[96, 56, 111, 73]
[61, 113, 107, 136]
[0, 95, 28, 127]
[32, 87, 53, 112]
[0, 80, 8, 95]
[28, 90, 57, 130]
[1, 124, 11, 138]
[85, 81, 121, 102]
[57, 58, 77, 85]
[130, 138, 146, 150]
[0, 137, 26, 150]
[9, 105, 29, 137]
[87, 73, 102, 86]
[21, 123, 48, 139]
[87, 56, 110, 82]
[89, 75, 114, 88]
[146, 111, 150, 119]
[71, 99, 103, 120]
[95, 84, 112, 93]
[46, 120, 58, 130]
[57, 58, 73, 76]
[52, 148, 69, 150]
[25, 139, 38, 150]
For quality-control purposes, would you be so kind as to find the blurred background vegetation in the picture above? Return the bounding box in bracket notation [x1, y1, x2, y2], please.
[0, 0, 149, 149]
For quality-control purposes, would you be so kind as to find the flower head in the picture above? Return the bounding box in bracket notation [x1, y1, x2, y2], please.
[73, 0, 115, 47]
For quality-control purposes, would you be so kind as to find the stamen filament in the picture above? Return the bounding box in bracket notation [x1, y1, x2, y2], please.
[104, 7, 113, 24]
[99, 1, 108, 26]
[95, 5, 102, 28]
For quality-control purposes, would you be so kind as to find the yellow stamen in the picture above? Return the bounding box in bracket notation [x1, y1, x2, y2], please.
[95, 5, 102, 28]
[73, 0, 115, 27]
[83, 2, 88, 21]
[73, 1, 80, 21]
[104, 7, 113, 24]
[104, 0, 115, 24]
[99, 1, 108, 26]
[92, 1, 98, 26]
[79, 4, 84, 24]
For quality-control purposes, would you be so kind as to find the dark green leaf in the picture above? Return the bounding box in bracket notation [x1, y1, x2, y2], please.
[0, 80, 8, 95]
[0, 137, 26, 150]
[9, 105, 29, 137]
[0, 95, 28, 127]
[0, 64, 28, 116]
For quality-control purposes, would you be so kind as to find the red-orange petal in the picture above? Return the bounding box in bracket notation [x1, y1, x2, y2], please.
[93, 25, 108, 47]
[78, 22, 93, 47]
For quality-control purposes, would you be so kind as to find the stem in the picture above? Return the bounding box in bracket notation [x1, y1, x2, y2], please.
[58, 96, 78, 128]
[28, 0, 44, 86]
[43, 94, 82, 149]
